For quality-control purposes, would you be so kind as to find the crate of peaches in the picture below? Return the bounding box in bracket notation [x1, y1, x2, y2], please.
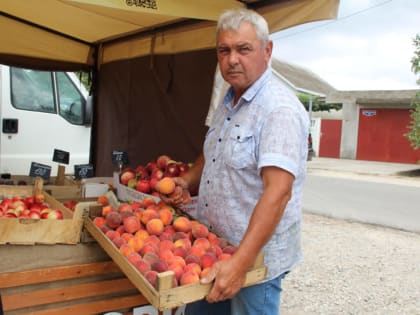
[82, 185, 267, 311]
[0, 178, 85, 245]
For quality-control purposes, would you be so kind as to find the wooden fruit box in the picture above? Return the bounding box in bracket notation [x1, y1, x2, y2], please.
[81, 201, 267, 311]
[3, 175, 82, 201]
[0, 179, 85, 245]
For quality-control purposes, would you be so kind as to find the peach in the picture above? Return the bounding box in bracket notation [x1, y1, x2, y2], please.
[93, 216, 106, 229]
[193, 237, 210, 250]
[127, 252, 143, 265]
[142, 197, 156, 208]
[101, 205, 115, 217]
[188, 246, 206, 258]
[118, 203, 133, 213]
[97, 195, 109, 206]
[159, 239, 175, 252]
[146, 218, 164, 236]
[159, 249, 174, 264]
[207, 245, 223, 257]
[192, 223, 209, 239]
[133, 209, 143, 221]
[168, 185, 183, 199]
[128, 237, 144, 252]
[158, 208, 173, 226]
[144, 270, 158, 288]
[184, 262, 201, 276]
[163, 225, 176, 236]
[155, 177, 176, 195]
[159, 232, 173, 241]
[123, 216, 141, 234]
[201, 253, 217, 269]
[180, 270, 200, 286]
[105, 211, 122, 229]
[200, 267, 212, 279]
[207, 232, 218, 241]
[223, 245, 237, 255]
[174, 238, 191, 251]
[135, 229, 150, 241]
[119, 243, 135, 257]
[185, 254, 201, 266]
[116, 225, 126, 235]
[152, 260, 169, 273]
[131, 201, 142, 211]
[168, 262, 184, 281]
[181, 190, 191, 205]
[134, 258, 151, 275]
[140, 209, 159, 225]
[112, 236, 126, 248]
[171, 255, 186, 268]
[140, 243, 159, 256]
[173, 231, 189, 241]
[105, 230, 120, 241]
[145, 235, 161, 246]
[121, 232, 134, 242]
[143, 252, 160, 266]
[173, 247, 188, 259]
[173, 216, 192, 233]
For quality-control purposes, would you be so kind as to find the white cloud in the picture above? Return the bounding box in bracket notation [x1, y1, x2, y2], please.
[271, 0, 420, 91]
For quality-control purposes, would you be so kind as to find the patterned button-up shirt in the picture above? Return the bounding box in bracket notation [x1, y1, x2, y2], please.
[197, 68, 309, 280]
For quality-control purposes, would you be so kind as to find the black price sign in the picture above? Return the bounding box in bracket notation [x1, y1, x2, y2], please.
[112, 150, 129, 165]
[74, 164, 94, 179]
[29, 162, 52, 180]
[52, 149, 70, 165]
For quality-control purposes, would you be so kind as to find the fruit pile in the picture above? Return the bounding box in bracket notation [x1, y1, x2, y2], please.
[119, 154, 197, 197]
[0, 193, 64, 219]
[93, 195, 236, 289]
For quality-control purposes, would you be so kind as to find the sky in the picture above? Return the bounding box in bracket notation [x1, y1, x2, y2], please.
[271, 0, 420, 91]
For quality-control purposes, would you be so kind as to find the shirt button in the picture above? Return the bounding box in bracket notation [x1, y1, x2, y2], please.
[218, 138, 222, 142]
[205, 203, 208, 207]
[227, 117, 231, 121]
[237, 136, 240, 139]
[207, 180, 210, 184]
[212, 158, 215, 162]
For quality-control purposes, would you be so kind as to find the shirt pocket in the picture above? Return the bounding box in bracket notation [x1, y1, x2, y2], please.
[223, 129, 256, 169]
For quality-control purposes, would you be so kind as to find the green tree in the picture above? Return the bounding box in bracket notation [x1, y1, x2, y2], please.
[298, 93, 342, 112]
[405, 34, 420, 149]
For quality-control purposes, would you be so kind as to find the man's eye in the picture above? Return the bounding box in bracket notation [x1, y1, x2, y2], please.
[217, 47, 230, 55]
[238, 46, 252, 54]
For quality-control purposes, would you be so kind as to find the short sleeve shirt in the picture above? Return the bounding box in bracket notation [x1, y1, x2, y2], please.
[197, 68, 309, 280]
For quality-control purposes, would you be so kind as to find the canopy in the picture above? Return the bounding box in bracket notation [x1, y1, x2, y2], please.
[0, 0, 339, 70]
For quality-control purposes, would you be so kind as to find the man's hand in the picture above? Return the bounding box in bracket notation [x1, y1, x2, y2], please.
[159, 177, 191, 207]
[201, 256, 247, 303]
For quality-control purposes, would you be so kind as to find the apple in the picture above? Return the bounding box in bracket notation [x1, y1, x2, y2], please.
[136, 179, 151, 193]
[165, 163, 180, 177]
[135, 165, 148, 179]
[29, 211, 41, 219]
[34, 193, 45, 204]
[151, 168, 164, 180]
[30, 204, 42, 213]
[146, 161, 158, 174]
[47, 209, 64, 220]
[127, 178, 137, 189]
[120, 168, 136, 185]
[178, 163, 190, 173]
[40, 208, 51, 219]
[156, 155, 171, 170]
[24, 196, 35, 208]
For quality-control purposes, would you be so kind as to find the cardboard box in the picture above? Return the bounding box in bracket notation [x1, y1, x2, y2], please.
[0, 182, 85, 245]
[1, 175, 82, 201]
[113, 172, 198, 218]
[81, 177, 114, 198]
[82, 200, 267, 311]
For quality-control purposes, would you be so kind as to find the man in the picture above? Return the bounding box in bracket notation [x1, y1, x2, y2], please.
[167, 8, 309, 315]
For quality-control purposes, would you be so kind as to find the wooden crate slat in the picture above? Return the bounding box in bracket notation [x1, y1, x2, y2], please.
[0, 261, 120, 288]
[2, 278, 136, 311]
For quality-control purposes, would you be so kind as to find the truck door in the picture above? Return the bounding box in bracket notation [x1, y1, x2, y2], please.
[0, 66, 91, 175]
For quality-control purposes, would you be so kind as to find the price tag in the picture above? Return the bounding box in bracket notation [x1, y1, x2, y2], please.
[74, 164, 94, 179]
[29, 162, 52, 180]
[112, 150, 129, 165]
[52, 149, 70, 165]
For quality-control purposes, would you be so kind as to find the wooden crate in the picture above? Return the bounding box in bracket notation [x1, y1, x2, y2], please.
[0, 180, 85, 245]
[81, 201, 267, 311]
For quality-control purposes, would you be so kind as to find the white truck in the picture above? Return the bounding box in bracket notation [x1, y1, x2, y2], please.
[0, 65, 92, 176]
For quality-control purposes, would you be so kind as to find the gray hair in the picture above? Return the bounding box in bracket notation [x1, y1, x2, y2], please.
[216, 8, 270, 48]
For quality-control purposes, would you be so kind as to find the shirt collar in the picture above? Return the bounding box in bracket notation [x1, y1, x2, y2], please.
[222, 68, 271, 111]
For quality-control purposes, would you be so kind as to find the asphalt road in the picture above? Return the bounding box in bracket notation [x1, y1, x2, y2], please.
[302, 170, 420, 233]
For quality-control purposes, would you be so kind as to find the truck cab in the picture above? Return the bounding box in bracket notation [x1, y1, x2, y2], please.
[0, 65, 91, 176]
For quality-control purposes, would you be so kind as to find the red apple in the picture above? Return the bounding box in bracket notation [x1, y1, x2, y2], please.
[146, 161, 158, 174]
[120, 169, 136, 185]
[29, 211, 41, 219]
[136, 179, 151, 193]
[47, 209, 64, 220]
[34, 193, 45, 204]
[165, 163, 180, 177]
[135, 165, 148, 179]
[40, 208, 51, 219]
[157, 155, 171, 170]
[179, 163, 190, 173]
[151, 168, 164, 180]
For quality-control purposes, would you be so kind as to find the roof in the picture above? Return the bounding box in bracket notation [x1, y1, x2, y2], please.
[271, 58, 336, 96]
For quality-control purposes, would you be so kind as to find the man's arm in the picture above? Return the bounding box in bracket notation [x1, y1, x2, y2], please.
[203, 166, 294, 302]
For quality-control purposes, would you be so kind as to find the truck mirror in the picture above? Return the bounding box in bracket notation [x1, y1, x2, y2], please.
[84, 95, 93, 126]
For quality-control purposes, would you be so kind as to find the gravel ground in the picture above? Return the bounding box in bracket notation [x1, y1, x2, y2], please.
[281, 213, 420, 315]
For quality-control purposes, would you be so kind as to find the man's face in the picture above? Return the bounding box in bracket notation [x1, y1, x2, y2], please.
[217, 22, 272, 96]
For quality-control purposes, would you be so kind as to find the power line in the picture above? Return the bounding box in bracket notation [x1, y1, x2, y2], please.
[271, 0, 393, 40]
